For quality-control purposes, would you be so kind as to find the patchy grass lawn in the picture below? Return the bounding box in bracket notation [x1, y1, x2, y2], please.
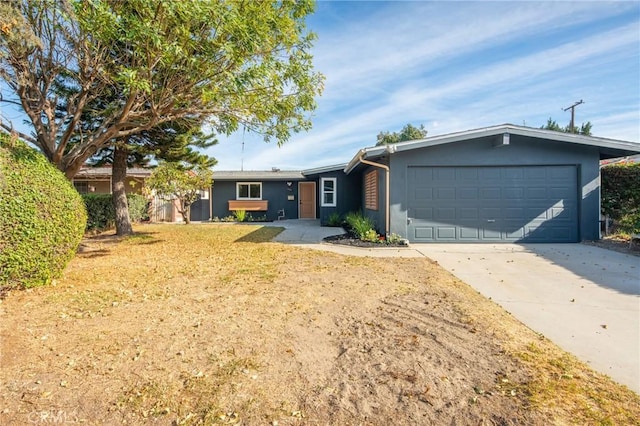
[1, 224, 638, 425]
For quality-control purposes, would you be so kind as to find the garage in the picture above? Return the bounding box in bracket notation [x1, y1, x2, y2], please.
[343, 124, 640, 243]
[406, 165, 578, 242]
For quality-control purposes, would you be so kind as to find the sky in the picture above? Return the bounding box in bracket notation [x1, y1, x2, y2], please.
[210, 0, 640, 171]
[1, 1, 638, 171]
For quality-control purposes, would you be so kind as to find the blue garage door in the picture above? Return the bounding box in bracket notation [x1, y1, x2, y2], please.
[406, 166, 578, 243]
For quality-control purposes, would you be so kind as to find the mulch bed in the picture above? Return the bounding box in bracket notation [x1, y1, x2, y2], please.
[323, 230, 408, 248]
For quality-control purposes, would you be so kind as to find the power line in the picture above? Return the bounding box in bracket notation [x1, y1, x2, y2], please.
[563, 100, 584, 132]
[240, 125, 245, 171]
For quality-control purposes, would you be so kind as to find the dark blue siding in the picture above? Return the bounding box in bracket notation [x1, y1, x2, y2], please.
[190, 196, 210, 221]
[261, 180, 302, 220]
[306, 170, 362, 224]
[211, 180, 303, 221]
[209, 170, 362, 224]
[211, 181, 236, 219]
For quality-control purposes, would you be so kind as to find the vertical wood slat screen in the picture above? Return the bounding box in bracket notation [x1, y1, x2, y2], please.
[365, 170, 378, 210]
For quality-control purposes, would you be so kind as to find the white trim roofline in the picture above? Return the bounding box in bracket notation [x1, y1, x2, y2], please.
[344, 123, 640, 174]
[213, 170, 305, 180]
[302, 163, 347, 176]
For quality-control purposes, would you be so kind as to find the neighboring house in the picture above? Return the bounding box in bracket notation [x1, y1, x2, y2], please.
[73, 166, 192, 223]
[600, 153, 640, 166]
[72, 166, 151, 195]
[202, 124, 640, 243]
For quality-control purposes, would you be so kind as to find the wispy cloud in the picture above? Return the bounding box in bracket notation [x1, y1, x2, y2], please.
[210, 1, 640, 170]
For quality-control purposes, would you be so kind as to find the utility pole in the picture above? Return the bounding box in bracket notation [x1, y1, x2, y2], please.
[563, 99, 584, 133]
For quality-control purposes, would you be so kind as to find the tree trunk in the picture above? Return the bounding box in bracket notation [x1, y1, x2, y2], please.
[112, 145, 134, 235]
[180, 202, 191, 224]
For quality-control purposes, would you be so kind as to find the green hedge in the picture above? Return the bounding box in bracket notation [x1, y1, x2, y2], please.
[0, 133, 87, 290]
[82, 193, 149, 232]
[601, 162, 640, 234]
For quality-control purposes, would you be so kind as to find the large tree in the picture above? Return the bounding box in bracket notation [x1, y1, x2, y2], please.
[0, 0, 323, 179]
[90, 119, 217, 235]
[146, 162, 214, 225]
[541, 118, 592, 136]
[376, 123, 427, 146]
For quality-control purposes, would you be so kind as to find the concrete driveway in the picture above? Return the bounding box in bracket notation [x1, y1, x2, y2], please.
[413, 243, 640, 393]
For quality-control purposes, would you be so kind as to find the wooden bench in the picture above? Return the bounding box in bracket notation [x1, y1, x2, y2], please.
[228, 200, 268, 211]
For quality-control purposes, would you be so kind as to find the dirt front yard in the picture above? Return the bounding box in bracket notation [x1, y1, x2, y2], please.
[1, 224, 638, 425]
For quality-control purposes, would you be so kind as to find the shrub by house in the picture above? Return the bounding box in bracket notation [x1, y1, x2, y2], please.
[601, 162, 640, 234]
[83, 193, 148, 232]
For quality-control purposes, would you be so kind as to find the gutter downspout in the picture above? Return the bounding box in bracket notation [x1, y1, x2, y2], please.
[358, 154, 390, 236]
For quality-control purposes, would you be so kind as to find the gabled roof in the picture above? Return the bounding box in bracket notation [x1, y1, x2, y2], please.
[213, 170, 305, 181]
[345, 124, 640, 173]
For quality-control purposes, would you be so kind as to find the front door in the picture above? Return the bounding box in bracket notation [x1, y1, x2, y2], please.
[299, 182, 316, 219]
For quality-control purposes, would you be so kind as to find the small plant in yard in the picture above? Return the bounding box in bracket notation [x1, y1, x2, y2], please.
[618, 211, 640, 235]
[212, 215, 237, 222]
[361, 228, 380, 242]
[248, 214, 268, 222]
[326, 212, 342, 227]
[233, 209, 247, 222]
[344, 211, 376, 240]
[387, 233, 406, 245]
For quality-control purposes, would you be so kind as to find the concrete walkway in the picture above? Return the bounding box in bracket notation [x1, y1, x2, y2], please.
[270, 219, 346, 243]
[267, 220, 640, 393]
[269, 219, 425, 257]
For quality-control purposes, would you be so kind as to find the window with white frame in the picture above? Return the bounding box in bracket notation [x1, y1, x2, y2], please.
[236, 182, 262, 200]
[321, 177, 337, 207]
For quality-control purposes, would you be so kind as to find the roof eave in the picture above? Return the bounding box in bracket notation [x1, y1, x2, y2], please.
[345, 124, 639, 172]
[212, 171, 305, 181]
[302, 163, 348, 176]
[344, 146, 392, 174]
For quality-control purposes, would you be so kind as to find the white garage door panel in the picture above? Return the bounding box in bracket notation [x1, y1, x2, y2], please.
[407, 165, 578, 243]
